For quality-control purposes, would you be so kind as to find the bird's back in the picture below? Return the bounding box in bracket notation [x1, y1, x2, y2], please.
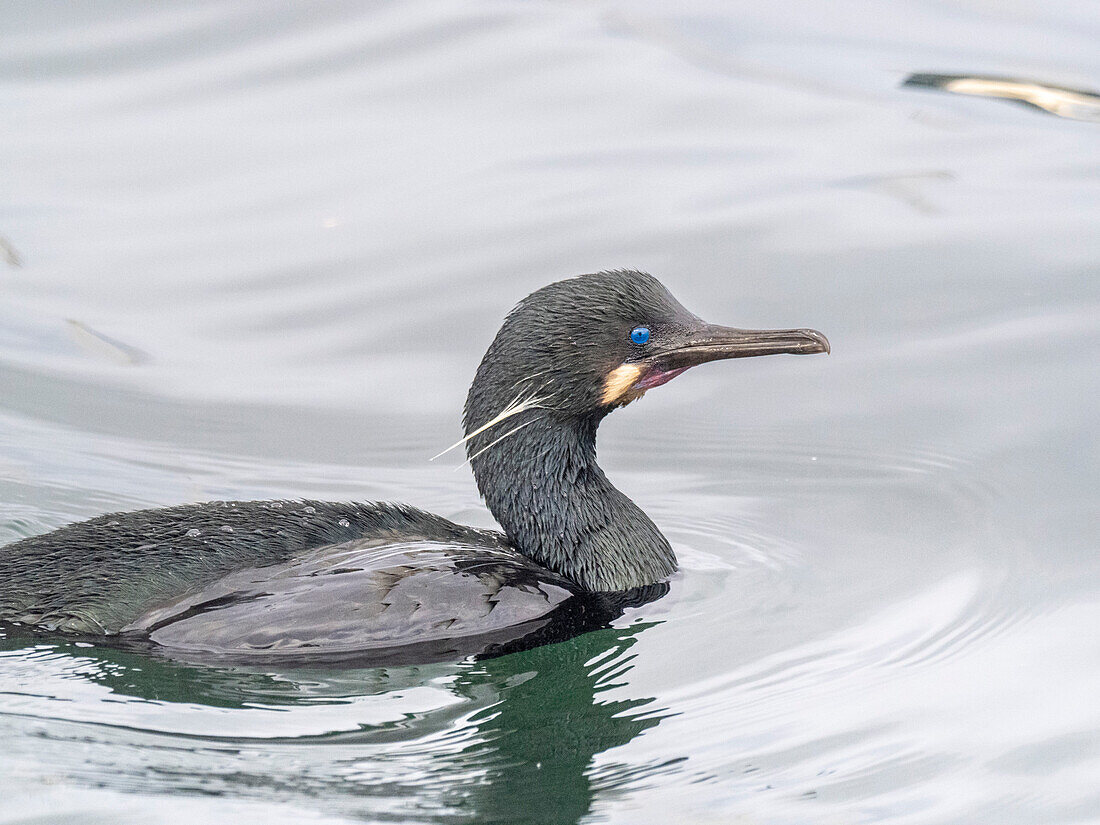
[0, 500, 668, 665]
[0, 500, 517, 634]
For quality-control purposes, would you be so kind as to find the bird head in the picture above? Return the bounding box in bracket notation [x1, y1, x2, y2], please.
[463, 269, 829, 435]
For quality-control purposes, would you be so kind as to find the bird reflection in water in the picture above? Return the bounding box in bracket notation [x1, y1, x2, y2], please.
[0, 620, 672, 825]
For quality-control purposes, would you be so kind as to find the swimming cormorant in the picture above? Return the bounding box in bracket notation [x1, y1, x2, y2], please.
[0, 270, 828, 664]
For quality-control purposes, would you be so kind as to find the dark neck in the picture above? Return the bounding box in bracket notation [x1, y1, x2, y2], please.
[468, 413, 676, 592]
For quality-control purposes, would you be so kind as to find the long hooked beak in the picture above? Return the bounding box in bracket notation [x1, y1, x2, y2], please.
[646, 324, 830, 371]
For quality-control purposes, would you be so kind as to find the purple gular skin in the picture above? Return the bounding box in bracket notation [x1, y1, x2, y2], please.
[634, 366, 689, 392]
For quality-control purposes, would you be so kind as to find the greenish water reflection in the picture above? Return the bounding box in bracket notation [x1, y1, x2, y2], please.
[445, 624, 674, 825]
[1, 621, 673, 825]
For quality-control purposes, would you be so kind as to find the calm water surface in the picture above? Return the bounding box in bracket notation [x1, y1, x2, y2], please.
[1, 2, 1098, 823]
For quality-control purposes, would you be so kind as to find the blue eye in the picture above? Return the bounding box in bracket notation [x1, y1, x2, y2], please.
[630, 326, 650, 345]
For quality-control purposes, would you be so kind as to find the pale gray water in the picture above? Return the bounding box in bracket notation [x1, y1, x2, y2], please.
[1, 2, 1098, 823]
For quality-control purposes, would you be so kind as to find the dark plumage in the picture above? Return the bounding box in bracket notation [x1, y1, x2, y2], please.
[0, 270, 828, 663]
[464, 271, 690, 591]
[0, 500, 504, 634]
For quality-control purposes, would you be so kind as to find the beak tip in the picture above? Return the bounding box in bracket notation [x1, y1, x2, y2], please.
[805, 329, 830, 355]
